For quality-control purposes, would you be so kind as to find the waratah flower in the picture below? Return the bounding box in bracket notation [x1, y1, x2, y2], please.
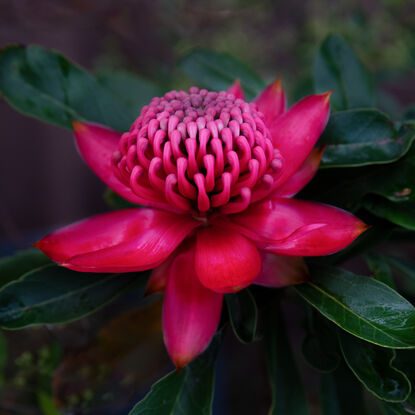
[36, 79, 368, 369]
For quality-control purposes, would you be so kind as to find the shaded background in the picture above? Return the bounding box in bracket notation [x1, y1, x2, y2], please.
[0, 0, 415, 414]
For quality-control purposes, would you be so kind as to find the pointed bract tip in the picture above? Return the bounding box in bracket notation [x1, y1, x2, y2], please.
[320, 90, 333, 104]
[272, 77, 282, 90]
[173, 354, 192, 372]
[72, 120, 86, 132]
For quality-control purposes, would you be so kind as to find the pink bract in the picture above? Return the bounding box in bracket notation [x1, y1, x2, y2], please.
[36, 79, 368, 369]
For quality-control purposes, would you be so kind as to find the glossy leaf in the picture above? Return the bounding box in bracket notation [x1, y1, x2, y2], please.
[128, 333, 221, 415]
[313, 35, 374, 110]
[301, 140, 415, 211]
[96, 70, 162, 115]
[302, 312, 340, 373]
[319, 109, 413, 168]
[320, 362, 368, 415]
[0, 264, 146, 329]
[339, 331, 411, 402]
[179, 49, 265, 100]
[363, 195, 415, 231]
[385, 256, 415, 298]
[225, 289, 258, 343]
[0, 45, 133, 131]
[0, 249, 51, 289]
[264, 301, 309, 415]
[295, 264, 415, 348]
[364, 252, 396, 289]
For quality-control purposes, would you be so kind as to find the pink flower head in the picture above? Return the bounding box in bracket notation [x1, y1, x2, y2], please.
[36, 79, 368, 369]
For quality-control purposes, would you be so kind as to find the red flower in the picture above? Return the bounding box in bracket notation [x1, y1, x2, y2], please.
[36, 79, 368, 369]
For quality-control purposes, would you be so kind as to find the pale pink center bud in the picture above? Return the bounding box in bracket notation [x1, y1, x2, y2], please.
[112, 87, 282, 215]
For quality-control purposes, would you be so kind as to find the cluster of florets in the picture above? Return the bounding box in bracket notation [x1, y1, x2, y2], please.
[112, 87, 283, 215]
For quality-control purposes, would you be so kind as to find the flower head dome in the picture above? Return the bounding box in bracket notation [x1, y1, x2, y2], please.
[112, 87, 282, 216]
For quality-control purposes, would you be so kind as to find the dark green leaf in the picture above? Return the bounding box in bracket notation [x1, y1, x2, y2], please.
[128, 333, 221, 415]
[103, 188, 139, 210]
[264, 301, 309, 415]
[393, 349, 415, 409]
[302, 312, 340, 373]
[319, 109, 413, 168]
[320, 362, 368, 415]
[363, 196, 415, 231]
[0, 249, 51, 289]
[385, 256, 415, 298]
[0, 264, 147, 329]
[295, 264, 415, 348]
[301, 141, 415, 211]
[339, 331, 411, 402]
[364, 252, 396, 289]
[225, 288, 258, 343]
[179, 49, 265, 100]
[313, 35, 374, 110]
[96, 69, 162, 116]
[0, 45, 133, 131]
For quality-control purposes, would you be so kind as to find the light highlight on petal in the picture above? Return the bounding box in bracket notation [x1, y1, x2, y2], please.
[163, 244, 223, 369]
[269, 92, 331, 188]
[224, 197, 368, 256]
[36, 208, 200, 272]
[195, 226, 262, 293]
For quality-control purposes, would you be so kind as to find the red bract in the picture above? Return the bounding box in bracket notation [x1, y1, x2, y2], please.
[36, 80, 368, 369]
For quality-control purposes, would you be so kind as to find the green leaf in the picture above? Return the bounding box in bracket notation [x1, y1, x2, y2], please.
[0, 264, 147, 329]
[339, 331, 411, 402]
[0, 45, 134, 131]
[364, 252, 396, 289]
[363, 195, 415, 231]
[0, 249, 51, 289]
[128, 332, 221, 415]
[103, 188, 139, 210]
[301, 140, 415, 211]
[313, 35, 374, 110]
[385, 256, 415, 297]
[225, 288, 258, 343]
[319, 109, 414, 168]
[96, 69, 162, 116]
[295, 264, 415, 348]
[393, 349, 415, 408]
[320, 362, 368, 415]
[302, 312, 340, 373]
[264, 301, 309, 415]
[179, 49, 265, 100]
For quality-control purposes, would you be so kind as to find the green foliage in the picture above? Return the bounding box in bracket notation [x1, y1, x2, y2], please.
[0, 265, 147, 329]
[295, 264, 415, 348]
[0, 249, 51, 289]
[0, 45, 149, 131]
[263, 301, 309, 415]
[314, 34, 375, 110]
[179, 49, 265, 100]
[225, 288, 258, 343]
[128, 333, 221, 415]
[339, 331, 411, 402]
[319, 109, 414, 168]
